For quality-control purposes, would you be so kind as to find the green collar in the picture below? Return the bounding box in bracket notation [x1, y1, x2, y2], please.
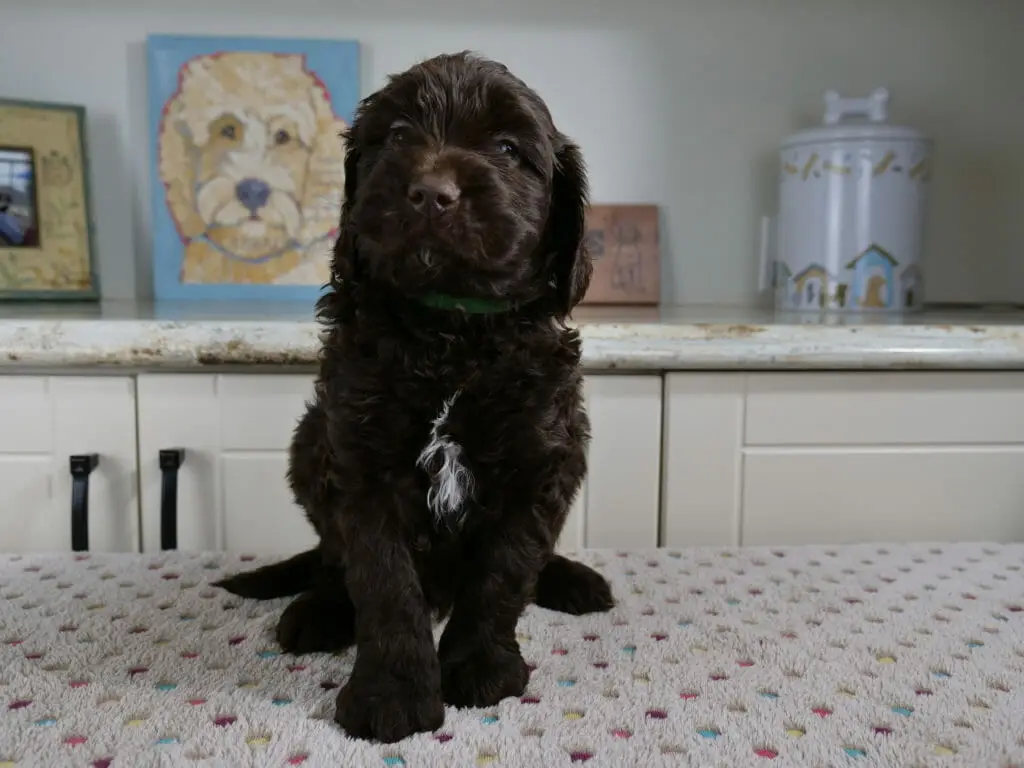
[415, 292, 519, 314]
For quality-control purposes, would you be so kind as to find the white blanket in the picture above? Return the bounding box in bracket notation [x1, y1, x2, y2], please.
[0, 543, 1022, 767]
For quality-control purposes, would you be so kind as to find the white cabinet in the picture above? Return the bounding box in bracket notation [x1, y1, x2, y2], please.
[0, 376, 139, 553]
[137, 373, 663, 556]
[661, 371, 1024, 548]
[660, 374, 745, 547]
[137, 374, 318, 555]
[576, 375, 662, 549]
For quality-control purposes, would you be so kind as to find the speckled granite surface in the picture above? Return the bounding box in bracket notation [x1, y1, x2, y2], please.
[2, 301, 1024, 370]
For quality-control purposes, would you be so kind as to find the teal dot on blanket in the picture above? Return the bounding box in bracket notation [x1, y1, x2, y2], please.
[844, 748, 867, 758]
[383, 757, 405, 766]
[697, 728, 720, 739]
[272, 698, 292, 706]
[558, 678, 576, 687]
[156, 736, 178, 745]
[481, 714, 499, 725]
[622, 645, 636, 656]
[759, 691, 779, 700]
[891, 706, 913, 717]
[258, 650, 280, 658]
[155, 682, 177, 691]
[35, 718, 57, 726]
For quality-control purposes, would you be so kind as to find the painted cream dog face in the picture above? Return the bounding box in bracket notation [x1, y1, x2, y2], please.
[159, 51, 346, 265]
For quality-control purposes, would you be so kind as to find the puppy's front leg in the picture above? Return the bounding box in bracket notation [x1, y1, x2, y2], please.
[332, 520, 444, 743]
[438, 522, 546, 708]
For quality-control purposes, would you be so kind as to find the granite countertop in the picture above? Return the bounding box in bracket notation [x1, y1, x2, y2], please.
[2, 300, 1024, 371]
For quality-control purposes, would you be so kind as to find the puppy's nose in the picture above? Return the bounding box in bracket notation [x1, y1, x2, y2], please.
[408, 172, 460, 213]
[235, 178, 271, 213]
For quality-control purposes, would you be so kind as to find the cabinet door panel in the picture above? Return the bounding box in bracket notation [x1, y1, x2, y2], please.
[583, 375, 662, 548]
[0, 375, 138, 553]
[222, 454, 318, 555]
[661, 374, 745, 548]
[138, 374, 313, 555]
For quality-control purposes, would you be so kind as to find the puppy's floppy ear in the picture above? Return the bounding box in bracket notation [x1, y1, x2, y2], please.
[547, 134, 592, 315]
[328, 120, 364, 284]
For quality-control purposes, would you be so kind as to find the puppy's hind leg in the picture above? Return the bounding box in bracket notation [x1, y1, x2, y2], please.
[533, 554, 615, 615]
[213, 548, 320, 599]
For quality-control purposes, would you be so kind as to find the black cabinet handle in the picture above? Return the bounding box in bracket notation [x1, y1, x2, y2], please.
[69, 454, 99, 552]
[159, 448, 186, 551]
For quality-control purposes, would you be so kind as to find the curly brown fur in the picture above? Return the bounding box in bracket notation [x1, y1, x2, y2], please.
[215, 51, 615, 743]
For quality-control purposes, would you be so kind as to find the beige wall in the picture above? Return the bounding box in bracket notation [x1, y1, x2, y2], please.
[3, 0, 1022, 305]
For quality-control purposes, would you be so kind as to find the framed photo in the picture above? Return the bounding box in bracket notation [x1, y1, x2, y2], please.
[147, 33, 360, 302]
[580, 204, 660, 305]
[0, 99, 98, 301]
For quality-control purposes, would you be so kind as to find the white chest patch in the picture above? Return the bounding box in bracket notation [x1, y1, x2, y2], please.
[415, 390, 474, 526]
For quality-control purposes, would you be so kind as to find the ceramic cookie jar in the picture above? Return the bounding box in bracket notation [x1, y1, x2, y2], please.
[772, 88, 933, 313]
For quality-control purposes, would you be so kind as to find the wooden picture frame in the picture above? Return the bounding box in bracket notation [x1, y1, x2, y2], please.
[0, 98, 98, 301]
[580, 203, 660, 305]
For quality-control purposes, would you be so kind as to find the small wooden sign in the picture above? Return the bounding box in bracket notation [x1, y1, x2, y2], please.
[578, 203, 659, 305]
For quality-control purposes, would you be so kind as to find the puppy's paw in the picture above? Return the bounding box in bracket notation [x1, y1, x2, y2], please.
[440, 643, 529, 708]
[534, 555, 615, 615]
[212, 567, 284, 600]
[335, 664, 444, 743]
[276, 591, 355, 655]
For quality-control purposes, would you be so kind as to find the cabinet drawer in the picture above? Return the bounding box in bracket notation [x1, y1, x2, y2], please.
[746, 372, 1024, 446]
[742, 448, 1024, 545]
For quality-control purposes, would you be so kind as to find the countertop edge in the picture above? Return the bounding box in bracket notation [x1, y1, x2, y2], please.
[2, 318, 1024, 370]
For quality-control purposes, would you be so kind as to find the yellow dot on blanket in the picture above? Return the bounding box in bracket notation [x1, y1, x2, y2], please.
[125, 719, 145, 727]
[786, 728, 805, 738]
[877, 656, 896, 664]
[476, 753, 497, 766]
[247, 736, 271, 747]
[564, 710, 584, 720]
[934, 745, 956, 756]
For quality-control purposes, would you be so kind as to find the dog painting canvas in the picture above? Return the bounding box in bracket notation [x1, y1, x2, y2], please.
[147, 34, 359, 301]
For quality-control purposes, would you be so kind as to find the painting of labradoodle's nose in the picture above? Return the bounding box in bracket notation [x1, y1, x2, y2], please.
[408, 171, 460, 216]
[236, 178, 271, 217]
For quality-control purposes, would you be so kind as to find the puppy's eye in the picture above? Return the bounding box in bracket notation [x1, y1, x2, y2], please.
[496, 139, 519, 158]
[273, 129, 291, 145]
[220, 124, 237, 140]
[388, 122, 412, 145]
